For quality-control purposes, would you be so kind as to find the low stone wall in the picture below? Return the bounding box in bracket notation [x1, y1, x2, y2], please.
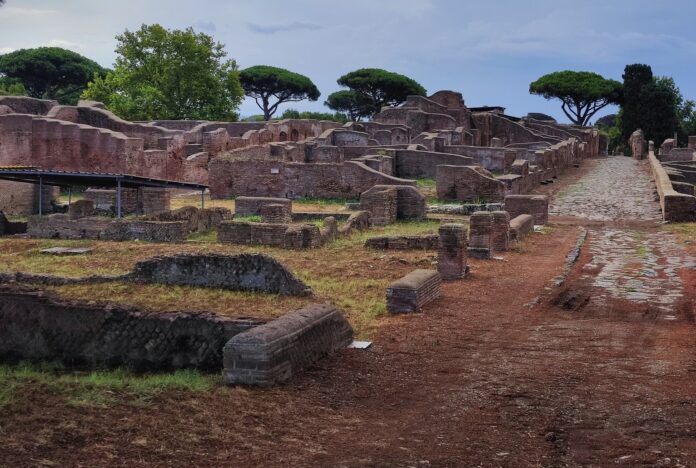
[102, 220, 187, 242]
[509, 214, 534, 241]
[365, 234, 438, 250]
[129, 253, 312, 296]
[468, 211, 492, 259]
[438, 223, 467, 280]
[0, 285, 260, 371]
[235, 196, 292, 216]
[359, 184, 426, 225]
[491, 211, 510, 252]
[217, 221, 322, 249]
[436, 165, 506, 202]
[386, 269, 442, 314]
[223, 303, 354, 386]
[0, 212, 27, 235]
[648, 152, 696, 222]
[504, 195, 549, 225]
[144, 206, 231, 233]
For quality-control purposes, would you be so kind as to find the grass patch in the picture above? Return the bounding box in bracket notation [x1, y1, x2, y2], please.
[49, 282, 309, 320]
[416, 178, 436, 188]
[0, 362, 217, 408]
[188, 229, 217, 242]
[0, 219, 442, 337]
[233, 215, 263, 223]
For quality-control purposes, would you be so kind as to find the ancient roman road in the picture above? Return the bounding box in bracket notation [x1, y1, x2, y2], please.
[4, 157, 696, 467]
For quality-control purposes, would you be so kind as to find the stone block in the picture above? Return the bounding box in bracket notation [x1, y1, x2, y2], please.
[386, 269, 442, 314]
[504, 194, 549, 225]
[491, 211, 510, 252]
[467, 211, 492, 259]
[509, 214, 534, 242]
[68, 199, 94, 220]
[223, 303, 354, 386]
[438, 223, 468, 280]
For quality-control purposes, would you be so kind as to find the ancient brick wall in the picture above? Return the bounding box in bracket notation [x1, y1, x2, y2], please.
[0, 286, 259, 370]
[504, 195, 549, 225]
[365, 234, 439, 250]
[468, 211, 492, 259]
[360, 187, 397, 225]
[209, 158, 414, 199]
[0, 181, 59, 216]
[386, 269, 442, 314]
[491, 211, 510, 252]
[128, 253, 311, 296]
[235, 196, 292, 216]
[436, 165, 506, 203]
[394, 149, 474, 179]
[0, 96, 57, 115]
[223, 303, 353, 386]
[437, 223, 468, 280]
[103, 220, 188, 242]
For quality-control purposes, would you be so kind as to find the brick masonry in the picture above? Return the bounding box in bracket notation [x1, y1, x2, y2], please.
[504, 194, 549, 225]
[468, 211, 493, 259]
[386, 269, 442, 314]
[0, 285, 260, 371]
[365, 234, 439, 250]
[491, 211, 511, 252]
[222, 303, 354, 386]
[438, 223, 468, 280]
[128, 253, 312, 296]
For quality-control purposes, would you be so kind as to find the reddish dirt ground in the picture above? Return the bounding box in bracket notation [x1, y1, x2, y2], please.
[3, 157, 696, 467]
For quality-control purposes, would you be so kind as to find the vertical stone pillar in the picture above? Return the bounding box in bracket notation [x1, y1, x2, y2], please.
[438, 223, 468, 280]
[467, 211, 492, 259]
[491, 211, 510, 252]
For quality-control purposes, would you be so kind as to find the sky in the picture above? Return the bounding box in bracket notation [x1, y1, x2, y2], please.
[1, 0, 696, 123]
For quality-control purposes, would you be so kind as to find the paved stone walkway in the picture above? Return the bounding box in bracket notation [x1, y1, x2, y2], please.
[551, 157, 693, 318]
[550, 156, 662, 221]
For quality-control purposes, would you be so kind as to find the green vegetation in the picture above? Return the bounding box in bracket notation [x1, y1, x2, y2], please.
[325, 68, 427, 120]
[0, 362, 217, 409]
[529, 70, 622, 126]
[617, 64, 696, 146]
[415, 178, 436, 188]
[0, 47, 108, 104]
[0, 78, 27, 96]
[280, 108, 348, 123]
[82, 24, 243, 120]
[233, 215, 263, 222]
[239, 65, 320, 120]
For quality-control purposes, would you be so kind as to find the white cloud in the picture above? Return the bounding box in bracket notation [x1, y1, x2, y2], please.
[0, 47, 13, 54]
[47, 39, 86, 51]
[0, 6, 56, 17]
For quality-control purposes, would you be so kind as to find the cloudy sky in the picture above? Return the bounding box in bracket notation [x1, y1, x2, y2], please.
[1, 0, 695, 122]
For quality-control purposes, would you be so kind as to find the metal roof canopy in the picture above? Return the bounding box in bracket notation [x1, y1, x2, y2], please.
[0, 169, 208, 218]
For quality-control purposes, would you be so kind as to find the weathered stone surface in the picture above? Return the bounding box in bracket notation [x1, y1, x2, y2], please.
[386, 269, 442, 314]
[0, 285, 259, 370]
[509, 214, 534, 242]
[129, 253, 312, 296]
[436, 165, 506, 202]
[235, 196, 292, 216]
[365, 234, 439, 250]
[359, 186, 397, 226]
[504, 195, 549, 225]
[68, 200, 94, 220]
[438, 223, 468, 280]
[491, 210, 511, 252]
[40, 247, 93, 256]
[468, 211, 492, 259]
[223, 303, 353, 386]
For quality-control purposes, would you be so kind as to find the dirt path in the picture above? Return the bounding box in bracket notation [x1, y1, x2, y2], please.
[3, 157, 696, 467]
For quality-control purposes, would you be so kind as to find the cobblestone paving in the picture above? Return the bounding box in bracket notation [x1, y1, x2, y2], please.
[550, 157, 662, 221]
[551, 157, 693, 317]
[581, 229, 695, 316]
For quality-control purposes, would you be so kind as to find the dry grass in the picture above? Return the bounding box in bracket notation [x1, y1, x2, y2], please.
[171, 193, 352, 214]
[0, 220, 445, 338]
